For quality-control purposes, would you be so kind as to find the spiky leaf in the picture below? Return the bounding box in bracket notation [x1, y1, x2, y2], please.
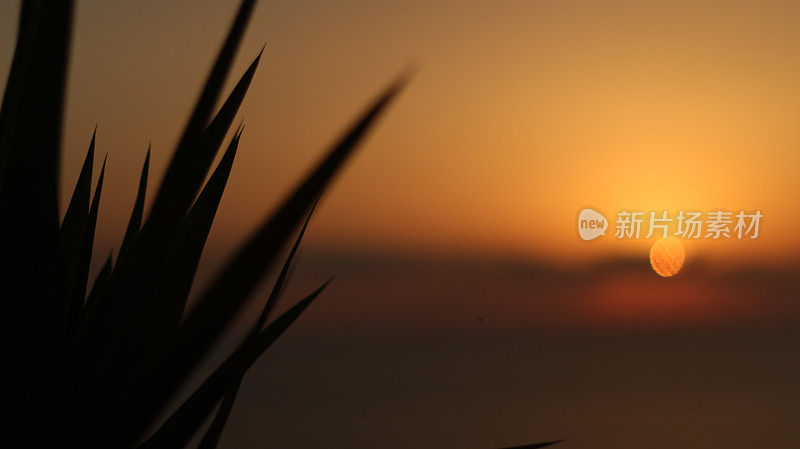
[126, 76, 406, 441]
[198, 199, 319, 449]
[138, 282, 330, 449]
[118, 146, 150, 261]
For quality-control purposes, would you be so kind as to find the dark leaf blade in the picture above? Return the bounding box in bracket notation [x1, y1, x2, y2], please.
[130, 75, 407, 439]
[0, 7, 75, 436]
[108, 52, 260, 360]
[198, 199, 319, 449]
[84, 252, 113, 314]
[61, 4, 261, 441]
[65, 156, 106, 335]
[137, 129, 243, 360]
[53, 157, 106, 444]
[144, 0, 258, 233]
[57, 130, 95, 343]
[0, 0, 73, 194]
[498, 441, 565, 449]
[196, 382, 241, 449]
[129, 51, 261, 327]
[82, 130, 243, 449]
[164, 128, 243, 321]
[92, 54, 261, 401]
[251, 196, 319, 331]
[0, 0, 74, 234]
[60, 128, 95, 262]
[118, 146, 150, 261]
[180, 74, 406, 348]
[138, 282, 330, 449]
[196, 50, 261, 183]
[0, 1, 39, 169]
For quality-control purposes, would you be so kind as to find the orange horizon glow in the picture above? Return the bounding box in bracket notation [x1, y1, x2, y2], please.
[3, 0, 799, 277]
[1, 0, 799, 332]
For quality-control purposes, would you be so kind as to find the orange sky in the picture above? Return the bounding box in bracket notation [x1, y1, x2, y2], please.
[9, 6, 800, 445]
[3, 0, 800, 268]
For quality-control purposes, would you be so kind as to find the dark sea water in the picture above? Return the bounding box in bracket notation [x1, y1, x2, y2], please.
[166, 252, 800, 448]
[211, 328, 800, 449]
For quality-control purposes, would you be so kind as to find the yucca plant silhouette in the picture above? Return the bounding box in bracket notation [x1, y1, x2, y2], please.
[0, 0, 405, 447]
[0, 1, 561, 448]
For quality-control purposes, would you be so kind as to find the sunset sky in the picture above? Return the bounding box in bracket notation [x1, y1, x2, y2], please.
[4, 0, 800, 268]
[5, 1, 800, 447]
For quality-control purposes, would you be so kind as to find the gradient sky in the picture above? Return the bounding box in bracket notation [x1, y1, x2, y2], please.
[4, 0, 800, 268]
[6, 3, 800, 447]
[4, 0, 800, 336]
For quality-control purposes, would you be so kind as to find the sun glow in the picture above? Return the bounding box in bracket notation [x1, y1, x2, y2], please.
[649, 237, 685, 277]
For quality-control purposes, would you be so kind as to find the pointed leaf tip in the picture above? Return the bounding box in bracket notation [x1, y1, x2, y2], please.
[119, 146, 150, 261]
[145, 0, 260, 231]
[138, 281, 330, 449]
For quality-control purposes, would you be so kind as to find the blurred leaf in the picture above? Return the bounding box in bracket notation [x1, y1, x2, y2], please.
[0, 0, 74, 272]
[250, 196, 319, 331]
[112, 50, 261, 344]
[77, 52, 260, 357]
[0, 0, 73, 202]
[127, 75, 407, 440]
[56, 0, 262, 440]
[85, 12, 264, 385]
[83, 51, 263, 411]
[197, 377, 241, 449]
[139, 281, 330, 449]
[0, 3, 75, 440]
[1, 1, 427, 448]
[198, 198, 319, 449]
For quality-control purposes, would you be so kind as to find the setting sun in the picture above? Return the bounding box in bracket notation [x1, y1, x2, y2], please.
[649, 237, 686, 277]
[6, 1, 800, 447]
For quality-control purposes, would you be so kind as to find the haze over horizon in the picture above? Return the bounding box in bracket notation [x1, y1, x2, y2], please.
[4, 0, 800, 269]
[5, 1, 800, 448]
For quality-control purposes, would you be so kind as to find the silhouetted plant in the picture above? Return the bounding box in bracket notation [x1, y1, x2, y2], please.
[1, 0, 403, 446]
[0, 0, 560, 448]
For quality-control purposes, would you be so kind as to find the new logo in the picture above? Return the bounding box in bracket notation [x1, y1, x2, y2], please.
[578, 208, 608, 241]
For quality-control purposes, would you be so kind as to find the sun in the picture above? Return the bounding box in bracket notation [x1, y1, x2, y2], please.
[649, 237, 685, 277]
